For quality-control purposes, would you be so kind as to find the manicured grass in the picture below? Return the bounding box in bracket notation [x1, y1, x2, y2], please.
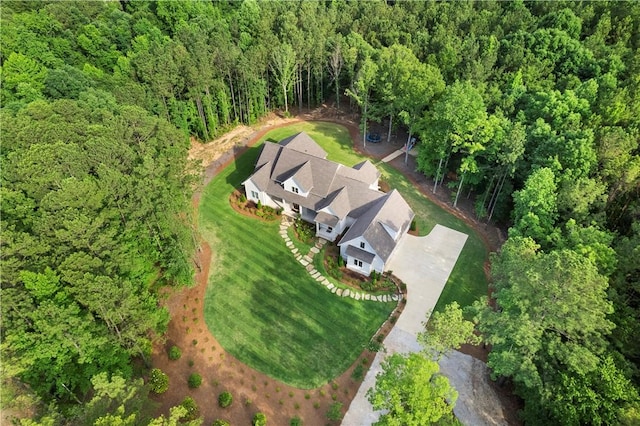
[258, 121, 488, 312]
[199, 143, 394, 389]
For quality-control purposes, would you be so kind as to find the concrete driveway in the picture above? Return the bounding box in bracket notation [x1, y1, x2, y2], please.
[342, 225, 468, 425]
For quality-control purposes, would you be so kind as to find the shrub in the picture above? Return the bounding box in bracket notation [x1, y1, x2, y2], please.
[351, 364, 364, 381]
[239, 193, 247, 203]
[367, 340, 382, 352]
[188, 373, 202, 389]
[213, 420, 230, 426]
[218, 391, 233, 408]
[327, 402, 343, 421]
[338, 256, 345, 267]
[168, 345, 182, 360]
[257, 200, 262, 210]
[181, 396, 199, 421]
[290, 416, 302, 426]
[410, 219, 417, 231]
[253, 412, 267, 426]
[149, 368, 169, 394]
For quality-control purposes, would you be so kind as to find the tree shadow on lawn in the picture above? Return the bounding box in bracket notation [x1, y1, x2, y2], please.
[225, 144, 262, 188]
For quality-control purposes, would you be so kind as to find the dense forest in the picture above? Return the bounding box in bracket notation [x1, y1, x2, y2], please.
[1, 0, 639, 424]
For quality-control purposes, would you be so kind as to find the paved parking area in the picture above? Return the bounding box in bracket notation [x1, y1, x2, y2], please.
[342, 225, 468, 425]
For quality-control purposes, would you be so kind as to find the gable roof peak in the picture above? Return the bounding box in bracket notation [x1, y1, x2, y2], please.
[280, 132, 327, 159]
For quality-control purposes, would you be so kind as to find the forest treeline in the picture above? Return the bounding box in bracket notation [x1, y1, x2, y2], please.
[1, 0, 639, 424]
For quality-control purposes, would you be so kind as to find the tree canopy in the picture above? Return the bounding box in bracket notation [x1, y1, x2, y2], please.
[1, 0, 639, 423]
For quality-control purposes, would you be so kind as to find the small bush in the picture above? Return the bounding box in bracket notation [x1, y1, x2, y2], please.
[149, 368, 169, 394]
[218, 391, 233, 408]
[327, 402, 343, 421]
[410, 219, 417, 231]
[351, 364, 364, 381]
[331, 382, 339, 391]
[290, 416, 302, 426]
[367, 340, 383, 352]
[376, 333, 385, 343]
[188, 359, 194, 367]
[239, 193, 247, 203]
[313, 401, 320, 409]
[188, 373, 202, 389]
[257, 200, 262, 209]
[181, 396, 199, 421]
[213, 420, 230, 426]
[168, 345, 182, 360]
[338, 256, 345, 267]
[253, 412, 267, 426]
[304, 393, 311, 400]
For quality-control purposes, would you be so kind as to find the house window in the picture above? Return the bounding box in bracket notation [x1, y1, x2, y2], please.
[326, 226, 333, 233]
[292, 203, 300, 213]
[360, 242, 365, 249]
[291, 187, 299, 194]
[353, 259, 363, 268]
[251, 191, 259, 199]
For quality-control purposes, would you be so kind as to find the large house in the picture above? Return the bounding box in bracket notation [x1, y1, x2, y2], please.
[243, 132, 414, 276]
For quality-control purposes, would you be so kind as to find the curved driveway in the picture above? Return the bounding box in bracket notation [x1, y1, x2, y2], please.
[342, 224, 468, 425]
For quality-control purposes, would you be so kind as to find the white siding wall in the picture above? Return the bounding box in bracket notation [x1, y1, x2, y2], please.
[243, 180, 278, 209]
[283, 177, 310, 197]
[316, 217, 347, 242]
[339, 236, 384, 276]
[346, 257, 372, 276]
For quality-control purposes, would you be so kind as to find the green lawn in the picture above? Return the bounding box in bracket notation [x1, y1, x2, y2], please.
[199, 141, 394, 389]
[258, 121, 488, 312]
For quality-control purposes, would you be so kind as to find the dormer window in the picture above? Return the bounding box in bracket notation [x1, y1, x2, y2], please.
[292, 187, 299, 194]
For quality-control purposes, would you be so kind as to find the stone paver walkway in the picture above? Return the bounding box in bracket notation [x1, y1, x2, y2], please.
[279, 217, 400, 304]
[342, 225, 468, 425]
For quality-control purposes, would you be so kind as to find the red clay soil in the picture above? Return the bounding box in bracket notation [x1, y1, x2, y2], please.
[151, 107, 520, 425]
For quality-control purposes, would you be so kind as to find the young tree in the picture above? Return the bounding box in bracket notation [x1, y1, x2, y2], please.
[270, 43, 297, 113]
[345, 57, 378, 148]
[416, 81, 488, 201]
[419, 302, 479, 360]
[326, 35, 344, 108]
[367, 352, 457, 425]
[510, 167, 559, 246]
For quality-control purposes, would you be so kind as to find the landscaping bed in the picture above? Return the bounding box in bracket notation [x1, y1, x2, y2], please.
[229, 189, 281, 221]
[319, 244, 400, 295]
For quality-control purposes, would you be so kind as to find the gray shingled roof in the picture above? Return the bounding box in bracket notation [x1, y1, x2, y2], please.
[290, 161, 314, 192]
[345, 245, 376, 264]
[315, 211, 339, 227]
[339, 189, 414, 262]
[244, 134, 414, 261]
[280, 132, 327, 158]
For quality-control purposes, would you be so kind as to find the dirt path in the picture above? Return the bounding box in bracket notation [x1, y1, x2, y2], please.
[151, 106, 518, 425]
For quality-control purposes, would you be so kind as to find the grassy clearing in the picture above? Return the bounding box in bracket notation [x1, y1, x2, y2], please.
[258, 121, 488, 312]
[199, 142, 394, 389]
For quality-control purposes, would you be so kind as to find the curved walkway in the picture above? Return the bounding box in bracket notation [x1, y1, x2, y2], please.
[342, 225, 468, 425]
[279, 216, 402, 303]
